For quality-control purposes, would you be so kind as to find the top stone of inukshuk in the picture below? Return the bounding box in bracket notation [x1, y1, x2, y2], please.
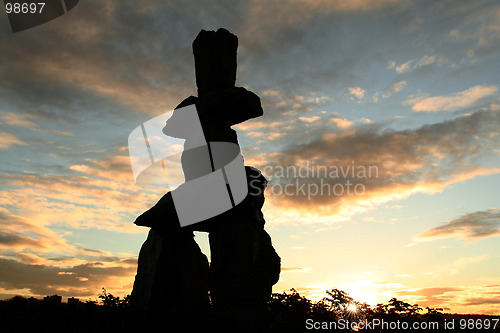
[188, 28, 263, 138]
[193, 28, 238, 96]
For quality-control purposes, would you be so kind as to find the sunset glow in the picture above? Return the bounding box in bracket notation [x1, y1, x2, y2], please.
[1, 0, 500, 315]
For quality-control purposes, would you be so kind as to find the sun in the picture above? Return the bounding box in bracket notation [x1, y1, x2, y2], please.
[347, 303, 358, 312]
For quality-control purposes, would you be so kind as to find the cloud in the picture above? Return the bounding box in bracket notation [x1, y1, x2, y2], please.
[0, 132, 26, 149]
[437, 255, 490, 275]
[387, 55, 438, 73]
[386, 61, 396, 70]
[0, 258, 135, 299]
[281, 267, 311, 273]
[240, 0, 405, 54]
[328, 118, 353, 128]
[382, 81, 407, 99]
[396, 287, 463, 307]
[0, 205, 138, 300]
[392, 283, 500, 311]
[348, 87, 365, 99]
[0, 149, 161, 234]
[245, 131, 283, 140]
[462, 296, 500, 306]
[35, 129, 74, 137]
[0, 112, 36, 128]
[0, 207, 137, 265]
[447, 3, 500, 47]
[276, 286, 326, 301]
[0, 0, 202, 123]
[286, 0, 403, 13]
[395, 60, 413, 73]
[299, 116, 321, 123]
[413, 209, 500, 242]
[249, 108, 500, 221]
[1, 0, 396, 126]
[259, 89, 334, 119]
[409, 85, 498, 112]
[234, 120, 294, 132]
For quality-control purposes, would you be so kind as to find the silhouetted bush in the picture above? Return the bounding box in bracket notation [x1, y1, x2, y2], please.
[2, 287, 496, 332]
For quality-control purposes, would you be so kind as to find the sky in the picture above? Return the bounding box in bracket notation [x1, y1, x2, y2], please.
[0, 0, 499, 315]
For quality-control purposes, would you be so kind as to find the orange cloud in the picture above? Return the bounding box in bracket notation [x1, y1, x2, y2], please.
[348, 87, 365, 99]
[0, 112, 36, 128]
[328, 117, 353, 128]
[0, 148, 166, 234]
[411, 85, 498, 112]
[0, 132, 26, 149]
[281, 267, 311, 273]
[299, 116, 321, 123]
[248, 109, 500, 223]
[0, 258, 136, 299]
[396, 287, 463, 307]
[0, 208, 73, 253]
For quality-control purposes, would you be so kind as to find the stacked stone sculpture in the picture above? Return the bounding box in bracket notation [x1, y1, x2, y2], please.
[131, 28, 280, 330]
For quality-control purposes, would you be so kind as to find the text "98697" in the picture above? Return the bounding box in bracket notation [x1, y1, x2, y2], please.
[5, 2, 45, 14]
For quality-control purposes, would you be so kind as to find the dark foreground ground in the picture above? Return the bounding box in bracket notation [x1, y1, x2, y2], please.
[1, 290, 499, 332]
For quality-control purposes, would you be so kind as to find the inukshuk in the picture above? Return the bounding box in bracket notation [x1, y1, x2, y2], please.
[131, 28, 280, 328]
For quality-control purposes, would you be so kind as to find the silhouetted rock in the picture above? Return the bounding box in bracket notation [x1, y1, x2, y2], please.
[193, 28, 238, 96]
[207, 167, 281, 330]
[130, 228, 210, 318]
[133, 191, 178, 229]
[132, 166, 280, 327]
[197, 87, 263, 126]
